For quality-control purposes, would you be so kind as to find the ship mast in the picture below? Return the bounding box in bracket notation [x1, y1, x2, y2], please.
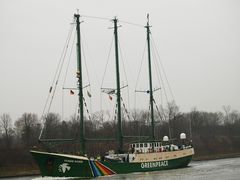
[74, 13, 85, 154]
[145, 15, 155, 141]
[113, 18, 123, 153]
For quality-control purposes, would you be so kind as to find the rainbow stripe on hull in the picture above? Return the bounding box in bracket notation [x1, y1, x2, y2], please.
[90, 160, 116, 177]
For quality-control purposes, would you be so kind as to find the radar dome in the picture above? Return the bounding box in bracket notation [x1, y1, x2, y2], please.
[180, 133, 186, 140]
[163, 136, 169, 142]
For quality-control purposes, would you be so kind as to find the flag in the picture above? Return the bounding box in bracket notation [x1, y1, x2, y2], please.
[76, 71, 80, 78]
[87, 91, 92, 97]
[70, 90, 74, 95]
[109, 95, 113, 100]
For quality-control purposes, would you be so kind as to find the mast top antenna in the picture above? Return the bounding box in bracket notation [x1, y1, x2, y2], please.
[146, 13, 151, 27]
[74, 9, 80, 18]
[145, 13, 152, 29]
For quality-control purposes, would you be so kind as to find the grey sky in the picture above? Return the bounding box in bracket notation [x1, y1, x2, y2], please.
[0, 0, 240, 121]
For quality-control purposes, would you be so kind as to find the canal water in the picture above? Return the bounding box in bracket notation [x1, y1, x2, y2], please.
[2, 157, 240, 180]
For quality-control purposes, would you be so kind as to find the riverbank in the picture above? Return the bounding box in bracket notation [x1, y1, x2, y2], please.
[1, 153, 240, 178]
[192, 152, 240, 161]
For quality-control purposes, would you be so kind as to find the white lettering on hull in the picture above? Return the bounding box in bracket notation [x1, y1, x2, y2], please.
[64, 159, 83, 163]
[141, 161, 168, 169]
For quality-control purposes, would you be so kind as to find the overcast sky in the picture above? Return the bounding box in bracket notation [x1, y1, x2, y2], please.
[1, 0, 240, 121]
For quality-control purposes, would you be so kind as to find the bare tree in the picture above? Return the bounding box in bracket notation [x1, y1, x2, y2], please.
[15, 113, 40, 146]
[223, 105, 232, 124]
[166, 101, 179, 140]
[43, 113, 61, 139]
[0, 113, 13, 148]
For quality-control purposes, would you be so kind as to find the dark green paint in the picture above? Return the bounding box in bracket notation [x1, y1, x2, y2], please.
[74, 13, 85, 154]
[30, 151, 93, 177]
[113, 18, 123, 153]
[102, 155, 192, 174]
[145, 16, 155, 141]
[30, 150, 193, 178]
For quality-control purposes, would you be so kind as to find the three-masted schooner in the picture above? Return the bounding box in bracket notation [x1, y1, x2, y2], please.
[30, 13, 194, 178]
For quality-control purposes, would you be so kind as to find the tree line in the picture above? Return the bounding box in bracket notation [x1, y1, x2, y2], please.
[1, 104, 240, 167]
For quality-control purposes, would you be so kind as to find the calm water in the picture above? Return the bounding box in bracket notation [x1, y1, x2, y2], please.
[2, 157, 240, 180]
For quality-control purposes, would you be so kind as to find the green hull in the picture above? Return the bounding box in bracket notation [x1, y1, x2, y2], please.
[30, 149, 193, 178]
[30, 151, 93, 177]
[102, 156, 192, 174]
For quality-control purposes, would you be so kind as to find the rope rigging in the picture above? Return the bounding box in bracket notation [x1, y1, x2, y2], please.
[39, 20, 75, 139]
[60, 24, 93, 122]
[151, 34, 175, 101]
[100, 35, 114, 116]
[121, 96, 132, 121]
[39, 17, 94, 140]
[134, 32, 176, 113]
[151, 40, 170, 105]
[82, 15, 175, 126]
[62, 31, 77, 121]
[80, 14, 145, 28]
[118, 39, 130, 109]
[38, 14, 177, 144]
[111, 96, 132, 122]
[83, 97, 91, 121]
[81, 36, 92, 114]
[100, 27, 130, 124]
[48, 24, 75, 115]
[41, 20, 75, 119]
[133, 26, 177, 141]
[153, 99, 164, 122]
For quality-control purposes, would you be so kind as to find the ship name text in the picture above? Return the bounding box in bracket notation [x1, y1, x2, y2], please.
[141, 161, 168, 169]
[64, 159, 83, 163]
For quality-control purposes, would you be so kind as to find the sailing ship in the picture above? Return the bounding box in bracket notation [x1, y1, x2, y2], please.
[30, 13, 194, 178]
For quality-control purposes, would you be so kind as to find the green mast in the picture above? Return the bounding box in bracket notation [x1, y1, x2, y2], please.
[113, 18, 123, 153]
[145, 15, 155, 141]
[74, 13, 85, 154]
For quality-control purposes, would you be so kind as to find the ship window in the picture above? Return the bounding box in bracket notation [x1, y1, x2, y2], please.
[150, 143, 152, 147]
[136, 144, 139, 148]
[144, 143, 147, 147]
[132, 144, 135, 148]
[140, 143, 143, 148]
